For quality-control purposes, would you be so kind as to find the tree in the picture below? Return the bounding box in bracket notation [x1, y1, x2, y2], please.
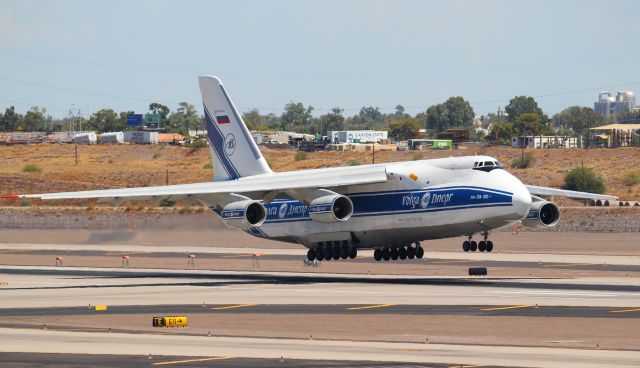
[89, 109, 123, 132]
[316, 107, 344, 135]
[564, 166, 606, 194]
[149, 102, 170, 120]
[388, 118, 421, 140]
[425, 96, 475, 133]
[552, 106, 603, 134]
[347, 106, 384, 130]
[505, 96, 544, 123]
[280, 102, 314, 132]
[1, 106, 22, 131]
[394, 104, 409, 119]
[487, 121, 514, 145]
[514, 113, 543, 135]
[22, 106, 47, 131]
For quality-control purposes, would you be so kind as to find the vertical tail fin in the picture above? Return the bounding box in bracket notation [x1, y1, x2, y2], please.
[199, 76, 272, 181]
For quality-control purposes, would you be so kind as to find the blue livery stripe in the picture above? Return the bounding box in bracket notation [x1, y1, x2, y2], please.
[204, 105, 240, 179]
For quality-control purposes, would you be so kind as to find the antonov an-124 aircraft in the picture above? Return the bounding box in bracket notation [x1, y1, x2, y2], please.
[7, 76, 617, 262]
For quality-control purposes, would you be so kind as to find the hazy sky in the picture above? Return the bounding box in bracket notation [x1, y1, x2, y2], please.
[1, 0, 639, 118]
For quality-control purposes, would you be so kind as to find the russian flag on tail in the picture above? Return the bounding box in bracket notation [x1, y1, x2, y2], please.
[216, 115, 231, 124]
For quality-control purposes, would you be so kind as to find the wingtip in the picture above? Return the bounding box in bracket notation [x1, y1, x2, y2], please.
[0, 195, 21, 199]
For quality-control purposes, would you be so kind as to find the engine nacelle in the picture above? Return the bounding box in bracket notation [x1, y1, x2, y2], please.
[522, 199, 560, 228]
[220, 200, 266, 229]
[308, 194, 353, 223]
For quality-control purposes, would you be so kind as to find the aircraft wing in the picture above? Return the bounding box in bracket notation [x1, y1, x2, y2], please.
[526, 185, 618, 201]
[6, 165, 388, 205]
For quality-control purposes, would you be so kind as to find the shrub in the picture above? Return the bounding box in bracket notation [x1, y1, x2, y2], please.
[348, 160, 361, 166]
[564, 166, 606, 194]
[622, 171, 640, 187]
[294, 151, 307, 161]
[510, 153, 535, 169]
[187, 139, 208, 148]
[22, 164, 42, 173]
[203, 162, 213, 170]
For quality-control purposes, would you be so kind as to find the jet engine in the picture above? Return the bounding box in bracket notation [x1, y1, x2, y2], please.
[220, 200, 267, 229]
[521, 198, 560, 228]
[308, 194, 354, 223]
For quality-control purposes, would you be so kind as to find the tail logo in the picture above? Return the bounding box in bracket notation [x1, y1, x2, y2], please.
[224, 133, 236, 156]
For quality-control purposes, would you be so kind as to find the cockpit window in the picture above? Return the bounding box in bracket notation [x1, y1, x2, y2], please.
[473, 159, 503, 172]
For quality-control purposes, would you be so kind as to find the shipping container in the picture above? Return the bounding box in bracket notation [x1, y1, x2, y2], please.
[123, 131, 159, 144]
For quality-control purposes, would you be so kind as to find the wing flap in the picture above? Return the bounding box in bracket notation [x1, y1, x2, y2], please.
[15, 165, 388, 203]
[526, 185, 618, 201]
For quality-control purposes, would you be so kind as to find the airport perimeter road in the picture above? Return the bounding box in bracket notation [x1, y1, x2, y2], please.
[2, 265, 640, 308]
[1, 328, 638, 368]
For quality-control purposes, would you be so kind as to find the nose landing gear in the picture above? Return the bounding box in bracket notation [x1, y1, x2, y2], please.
[462, 233, 493, 252]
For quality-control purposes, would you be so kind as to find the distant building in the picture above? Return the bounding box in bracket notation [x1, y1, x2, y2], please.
[328, 130, 388, 144]
[512, 135, 578, 149]
[594, 91, 636, 119]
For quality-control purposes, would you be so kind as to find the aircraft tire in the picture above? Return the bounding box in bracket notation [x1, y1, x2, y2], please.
[478, 241, 486, 252]
[332, 252, 340, 260]
[382, 248, 391, 261]
[470, 241, 477, 252]
[340, 246, 349, 259]
[399, 247, 407, 260]
[390, 248, 399, 260]
[407, 246, 416, 259]
[349, 247, 357, 259]
[462, 241, 470, 252]
[486, 241, 493, 252]
[307, 249, 316, 261]
[316, 249, 324, 261]
[416, 246, 424, 259]
[374, 249, 382, 261]
[324, 248, 332, 260]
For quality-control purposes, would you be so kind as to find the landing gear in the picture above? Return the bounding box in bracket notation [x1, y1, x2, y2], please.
[374, 242, 424, 262]
[462, 233, 493, 253]
[308, 241, 359, 262]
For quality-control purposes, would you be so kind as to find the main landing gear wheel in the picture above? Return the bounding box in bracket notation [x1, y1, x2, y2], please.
[307, 249, 316, 261]
[478, 241, 486, 252]
[486, 241, 494, 252]
[407, 246, 416, 259]
[373, 242, 424, 262]
[316, 248, 324, 261]
[469, 241, 478, 252]
[349, 247, 357, 259]
[462, 241, 470, 252]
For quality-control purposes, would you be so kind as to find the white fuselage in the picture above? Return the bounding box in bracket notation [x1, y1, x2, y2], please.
[243, 155, 532, 249]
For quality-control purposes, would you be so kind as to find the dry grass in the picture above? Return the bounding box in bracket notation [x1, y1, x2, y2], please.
[0, 144, 639, 200]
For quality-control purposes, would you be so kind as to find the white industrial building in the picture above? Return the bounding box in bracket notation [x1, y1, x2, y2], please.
[512, 135, 579, 149]
[328, 130, 388, 144]
[594, 91, 636, 119]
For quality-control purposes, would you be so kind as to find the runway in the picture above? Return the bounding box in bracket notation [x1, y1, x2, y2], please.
[0, 352, 503, 368]
[1, 265, 640, 308]
[1, 327, 639, 368]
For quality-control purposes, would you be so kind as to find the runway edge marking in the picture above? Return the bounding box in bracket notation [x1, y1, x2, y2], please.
[480, 305, 533, 311]
[152, 356, 234, 365]
[347, 304, 396, 311]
